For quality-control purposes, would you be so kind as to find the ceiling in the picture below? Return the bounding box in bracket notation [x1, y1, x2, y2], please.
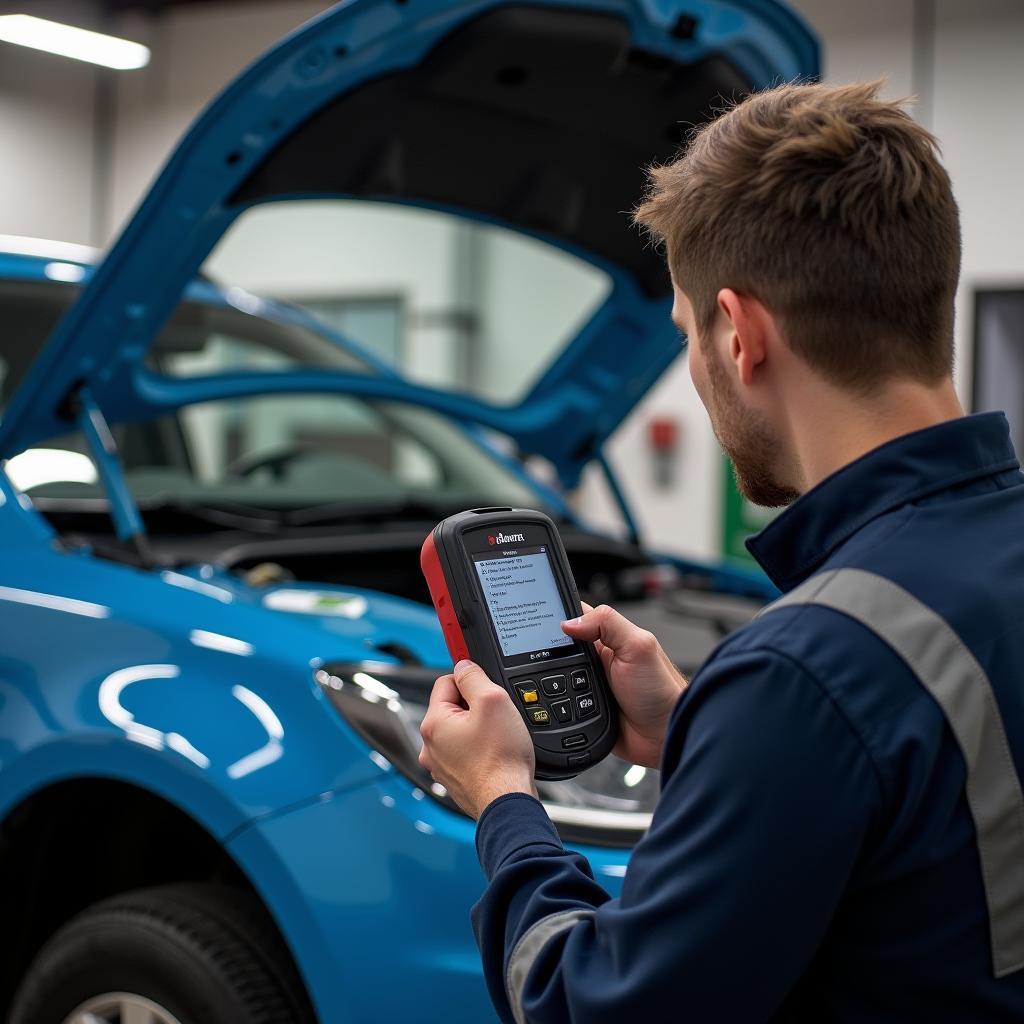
[100, 0, 271, 11]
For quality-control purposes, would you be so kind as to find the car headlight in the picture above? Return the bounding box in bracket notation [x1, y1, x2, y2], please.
[315, 661, 656, 847]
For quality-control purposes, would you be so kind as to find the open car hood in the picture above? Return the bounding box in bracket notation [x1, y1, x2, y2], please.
[0, 0, 817, 484]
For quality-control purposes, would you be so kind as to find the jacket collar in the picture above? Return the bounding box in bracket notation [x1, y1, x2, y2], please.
[746, 412, 1020, 592]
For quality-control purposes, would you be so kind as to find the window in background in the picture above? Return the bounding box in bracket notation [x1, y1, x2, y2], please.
[300, 296, 403, 367]
[972, 289, 1024, 454]
[203, 200, 612, 403]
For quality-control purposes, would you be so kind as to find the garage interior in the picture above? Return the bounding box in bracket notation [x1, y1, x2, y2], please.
[1, 1, 1023, 1022]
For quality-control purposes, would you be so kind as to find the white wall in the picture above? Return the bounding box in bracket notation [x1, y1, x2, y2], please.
[106, 1, 326, 239]
[933, 0, 1024, 396]
[0, 0, 102, 245]
[4, 0, 1023, 563]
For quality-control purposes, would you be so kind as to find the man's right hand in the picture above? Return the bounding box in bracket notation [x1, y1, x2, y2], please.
[561, 604, 687, 769]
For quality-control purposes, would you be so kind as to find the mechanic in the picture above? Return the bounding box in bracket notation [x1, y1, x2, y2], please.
[418, 80, 1024, 1022]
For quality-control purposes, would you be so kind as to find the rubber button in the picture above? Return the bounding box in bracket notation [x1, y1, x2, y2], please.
[561, 733, 587, 749]
[541, 674, 568, 696]
[551, 698, 573, 724]
[515, 681, 540, 704]
[567, 752, 592, 769]
[570, 669, 590, 691]
[574, 693, 598, 719]
[528, 707, 551, 727]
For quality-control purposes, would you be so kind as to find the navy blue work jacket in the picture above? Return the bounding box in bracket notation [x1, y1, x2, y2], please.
[471, 412, 1024, 1022]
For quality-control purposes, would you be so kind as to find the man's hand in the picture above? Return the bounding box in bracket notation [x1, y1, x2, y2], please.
[562, 604, 687, 768]
[419, 660, 538, 819]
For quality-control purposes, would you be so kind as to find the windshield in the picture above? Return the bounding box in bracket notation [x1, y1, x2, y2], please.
[1, 278, 540, 519]
[0, 277, 372, 409]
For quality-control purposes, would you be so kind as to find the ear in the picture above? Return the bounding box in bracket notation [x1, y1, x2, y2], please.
[717, 288, 769, 388]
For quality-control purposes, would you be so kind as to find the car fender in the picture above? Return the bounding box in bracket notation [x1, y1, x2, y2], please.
[0, 547, 406, 836]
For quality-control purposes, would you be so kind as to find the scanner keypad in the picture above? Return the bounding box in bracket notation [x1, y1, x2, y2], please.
[513, 664, 597, 731]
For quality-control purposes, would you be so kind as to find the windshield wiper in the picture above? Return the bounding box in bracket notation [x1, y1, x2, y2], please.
[283, 497, 446, 528]
[139, 497, 286, 533]
[281, 496, 561, 528]
[141, 495, 557, 532]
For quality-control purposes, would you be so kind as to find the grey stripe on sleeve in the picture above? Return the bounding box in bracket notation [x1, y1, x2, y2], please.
[506, 908, 594, 1024]
[761, 568, 1024, 977]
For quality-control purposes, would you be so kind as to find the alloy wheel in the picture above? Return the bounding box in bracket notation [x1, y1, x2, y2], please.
[63, 992, 184, 1024]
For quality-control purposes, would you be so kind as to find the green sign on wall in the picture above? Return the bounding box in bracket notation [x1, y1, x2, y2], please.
[719, 455, 779, 566]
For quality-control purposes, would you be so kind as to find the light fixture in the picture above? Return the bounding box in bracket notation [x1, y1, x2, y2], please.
[44, 261, 87, 283]
[0, 14, 150, 70]
[0, 235, 98, 263]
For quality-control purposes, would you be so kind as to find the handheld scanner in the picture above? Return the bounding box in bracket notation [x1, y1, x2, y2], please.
[420, 507, 618, 780]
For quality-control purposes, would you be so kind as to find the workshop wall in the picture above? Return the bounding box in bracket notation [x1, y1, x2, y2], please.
[0, 0, 101, 244]
[1, 0, 1022, 565]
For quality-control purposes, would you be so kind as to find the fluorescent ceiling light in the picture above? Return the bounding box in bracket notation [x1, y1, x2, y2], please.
[0, 14, 150, 70]
[0, 235, 98, 264]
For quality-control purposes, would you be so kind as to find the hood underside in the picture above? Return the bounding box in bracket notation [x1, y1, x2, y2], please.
[232, 5, 751, 298]
[0, 0, 818, 476]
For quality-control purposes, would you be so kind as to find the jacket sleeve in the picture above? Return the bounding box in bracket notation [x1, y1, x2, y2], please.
[470, 647, 883, 1024]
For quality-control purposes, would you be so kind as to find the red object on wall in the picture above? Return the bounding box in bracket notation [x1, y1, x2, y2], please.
[648, 415, 680, 488]
[648, 416, 679, 452]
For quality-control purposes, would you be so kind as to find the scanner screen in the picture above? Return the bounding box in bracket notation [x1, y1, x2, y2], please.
[474, 547, 574, 658]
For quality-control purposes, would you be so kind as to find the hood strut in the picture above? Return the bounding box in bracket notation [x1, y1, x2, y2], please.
[71, 387, 152, 565]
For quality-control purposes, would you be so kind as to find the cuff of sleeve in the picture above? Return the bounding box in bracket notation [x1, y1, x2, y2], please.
[475, 792, 564, 880]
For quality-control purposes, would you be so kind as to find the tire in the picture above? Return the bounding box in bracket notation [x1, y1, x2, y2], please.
[10, 883, 315, 1024]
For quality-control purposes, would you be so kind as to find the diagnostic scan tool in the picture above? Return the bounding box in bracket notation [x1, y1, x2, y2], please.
[421, 508, 618, 780]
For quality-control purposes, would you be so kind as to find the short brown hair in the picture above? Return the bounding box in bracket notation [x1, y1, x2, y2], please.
[634, 80, 961, 389]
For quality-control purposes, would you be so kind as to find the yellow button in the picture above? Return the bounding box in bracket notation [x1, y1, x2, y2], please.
[521, 689, 539, 703]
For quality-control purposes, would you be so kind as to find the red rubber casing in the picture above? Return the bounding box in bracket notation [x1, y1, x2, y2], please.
[420, 531, 470, 664]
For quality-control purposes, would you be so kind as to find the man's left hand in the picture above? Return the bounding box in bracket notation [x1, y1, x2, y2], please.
[419, 660, 537, 819]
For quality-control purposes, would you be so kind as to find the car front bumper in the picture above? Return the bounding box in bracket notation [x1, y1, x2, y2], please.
[228, 770, 629, 1023]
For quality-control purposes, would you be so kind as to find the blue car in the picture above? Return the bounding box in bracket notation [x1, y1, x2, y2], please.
[0, 2, 816, 1022]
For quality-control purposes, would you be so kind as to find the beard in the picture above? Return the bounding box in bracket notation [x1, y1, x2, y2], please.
[703, 342, 800, 508]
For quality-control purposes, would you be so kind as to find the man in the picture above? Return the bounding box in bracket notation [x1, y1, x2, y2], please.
[418, 80, 1024, 1022]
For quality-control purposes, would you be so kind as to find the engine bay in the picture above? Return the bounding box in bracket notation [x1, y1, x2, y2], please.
[41, 503, 761, 676]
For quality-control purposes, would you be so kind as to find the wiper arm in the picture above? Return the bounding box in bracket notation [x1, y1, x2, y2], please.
[140, 497, 286, 533]
[284, 498, 441, 528]
[283, 496, 560, 528]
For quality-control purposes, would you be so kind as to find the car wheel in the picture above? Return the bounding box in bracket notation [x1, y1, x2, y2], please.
[10, 883, 314, 1024]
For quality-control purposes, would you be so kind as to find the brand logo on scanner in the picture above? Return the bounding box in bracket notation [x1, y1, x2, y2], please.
[488, 531, 525, 545]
